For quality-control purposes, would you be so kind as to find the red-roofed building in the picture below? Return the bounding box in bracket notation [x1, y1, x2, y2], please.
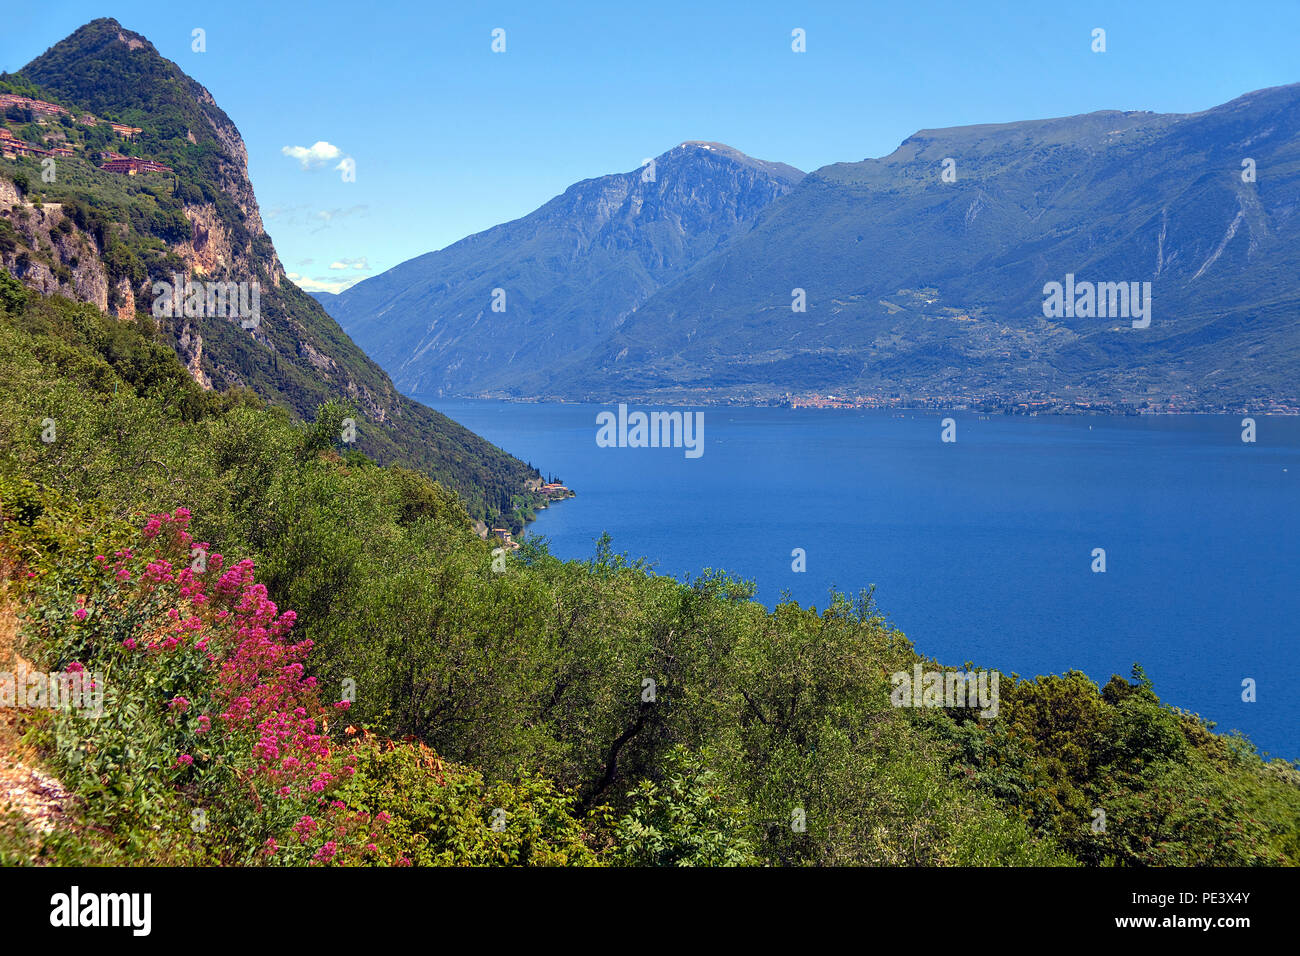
[100, 156, 172, 175]
[0, 94, 70, 118]
[0, 136, 51, 158]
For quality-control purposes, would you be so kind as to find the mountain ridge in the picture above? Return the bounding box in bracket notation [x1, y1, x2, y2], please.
[323, 82, 1300, 412]
[322, 140, 805, 397]
[557, 81, 1300, 410]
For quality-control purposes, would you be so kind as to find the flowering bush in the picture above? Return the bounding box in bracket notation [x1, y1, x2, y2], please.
[19, 505, 400, 865]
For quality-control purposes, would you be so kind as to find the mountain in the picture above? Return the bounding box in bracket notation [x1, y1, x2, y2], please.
[322, 142, 804, 398]
[0, 18, 543, 527]
[327, 86, 1300, 412]
[550, 86, 1300, 410]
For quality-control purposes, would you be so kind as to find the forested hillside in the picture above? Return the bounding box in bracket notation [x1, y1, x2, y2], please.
[3, 275, 1297, 866]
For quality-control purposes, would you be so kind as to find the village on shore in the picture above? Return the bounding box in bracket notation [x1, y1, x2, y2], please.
[476, 479, 574, 548]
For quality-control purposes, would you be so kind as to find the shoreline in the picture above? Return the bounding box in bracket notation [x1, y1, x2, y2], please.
[433, 395, 1300, 416]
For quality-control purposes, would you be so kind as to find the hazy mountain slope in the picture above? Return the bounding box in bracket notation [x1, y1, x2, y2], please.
[0, 18, 542, 526]
[552, 85, 1300, 409]
[323, 142, 803, 397]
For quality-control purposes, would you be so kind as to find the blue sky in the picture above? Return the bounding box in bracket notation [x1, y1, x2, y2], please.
[3, 1, 1298, 293]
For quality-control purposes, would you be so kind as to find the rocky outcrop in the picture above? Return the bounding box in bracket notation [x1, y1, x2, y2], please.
[0, 197, 111, 311]
[178, 203, 234, 277]
[112, 276, 135, 320]
[177, 322, 213, 389]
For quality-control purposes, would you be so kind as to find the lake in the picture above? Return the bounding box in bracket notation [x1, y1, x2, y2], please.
[432, 400, 1299, 760]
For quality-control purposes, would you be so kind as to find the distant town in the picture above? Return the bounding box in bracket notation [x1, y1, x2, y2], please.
[786, 392, 1300, 416]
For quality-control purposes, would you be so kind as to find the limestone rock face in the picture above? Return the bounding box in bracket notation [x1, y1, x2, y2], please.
[0, 202, 111, 312]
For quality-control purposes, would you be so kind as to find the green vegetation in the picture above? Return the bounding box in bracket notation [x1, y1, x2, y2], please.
[2, 279, 1297, 866]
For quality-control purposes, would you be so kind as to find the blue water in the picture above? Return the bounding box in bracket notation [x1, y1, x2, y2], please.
[433, 401, 1299, 760]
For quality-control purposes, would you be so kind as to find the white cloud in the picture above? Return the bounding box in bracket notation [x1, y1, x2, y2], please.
[281, 141, 343, 170]
[329, 257, 369, 271]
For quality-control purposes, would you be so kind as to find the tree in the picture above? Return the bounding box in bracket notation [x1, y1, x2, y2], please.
[298, 399, 357, 458]
[611, 747, 757, 866]
[0, 269, 28, 315]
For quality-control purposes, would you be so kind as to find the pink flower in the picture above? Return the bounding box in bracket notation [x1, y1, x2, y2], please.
[175, 754, 194, 767]
[313, 841, 338, 863]
[168, 696, 190, 713]
[293, 815, 318, 842]
[73, 608, 88, 621]
[122, 638, 138, 650]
